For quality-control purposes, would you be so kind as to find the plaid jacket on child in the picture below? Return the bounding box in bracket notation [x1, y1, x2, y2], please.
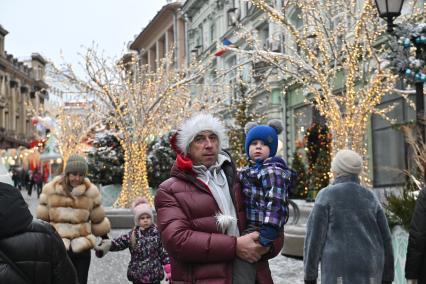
[239, 156, 295, 229]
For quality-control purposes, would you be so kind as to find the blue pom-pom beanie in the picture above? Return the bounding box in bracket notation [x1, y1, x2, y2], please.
[245, 125, 278, 158]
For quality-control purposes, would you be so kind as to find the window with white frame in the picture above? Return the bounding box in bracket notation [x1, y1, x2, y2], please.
[225, 55, 237, 105]
[256, 23, 269, 50]
[372, 86, 416, 187]
[293, 104, 313, 147]
[209, 22, 216, 45]
[289, 6, 303, 29]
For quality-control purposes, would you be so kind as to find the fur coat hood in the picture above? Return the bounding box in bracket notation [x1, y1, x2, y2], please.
[36, 175, 111, 253]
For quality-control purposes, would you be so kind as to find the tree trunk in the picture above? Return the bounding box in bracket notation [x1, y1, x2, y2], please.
[114, 142, 152, 208]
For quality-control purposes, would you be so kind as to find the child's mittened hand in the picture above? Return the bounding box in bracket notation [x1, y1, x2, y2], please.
[95, 249, 104, 258]
[94, 239, 112, 258]
[164, 264, 171, 281]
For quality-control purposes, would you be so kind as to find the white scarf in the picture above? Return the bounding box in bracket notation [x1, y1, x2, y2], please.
[192, 154, 239, 237]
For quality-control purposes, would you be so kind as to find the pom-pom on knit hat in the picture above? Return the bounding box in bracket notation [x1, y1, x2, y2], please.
[331, 149, 363, 176]
[244, 119, 283, 158]
[177, 113, 228, 155]
[132, 197, 153, 225]
[64, 154, 88, 175]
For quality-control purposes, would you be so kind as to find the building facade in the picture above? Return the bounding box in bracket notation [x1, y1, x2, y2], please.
[182, 0, 287, 151]
[128, 1, 186, 71]
[132, 0, 424, 189]
[0, 25, 47, 149]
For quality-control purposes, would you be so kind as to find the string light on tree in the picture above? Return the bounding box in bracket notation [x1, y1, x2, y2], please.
[305, 123, 332, 201]
[50, 47, 214, 207]
[220, 0, 422, 184]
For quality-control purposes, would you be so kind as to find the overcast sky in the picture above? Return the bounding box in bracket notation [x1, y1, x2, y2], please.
[1, 0, 167, 71]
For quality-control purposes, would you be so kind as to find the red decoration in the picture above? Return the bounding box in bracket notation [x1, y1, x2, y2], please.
[31, 117, 39, 125]
[214, 48, 227, 57]
[29, 139, 40, 148]
[29, 160, 38, 171]
[43, 163, 49, 182]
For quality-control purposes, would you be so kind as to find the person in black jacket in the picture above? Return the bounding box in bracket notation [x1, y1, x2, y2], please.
[0, 182, 78, 284]
[406, 187, 426, 284]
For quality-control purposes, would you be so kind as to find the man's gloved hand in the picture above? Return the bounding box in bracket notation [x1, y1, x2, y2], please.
[163, 263, 171, 281]
[94, 239, 112, 258]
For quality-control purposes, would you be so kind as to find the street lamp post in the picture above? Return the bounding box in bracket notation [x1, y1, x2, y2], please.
[374, 0, 405, 33]
[40, 135, 62, 182]
[374, 0, 425, 143]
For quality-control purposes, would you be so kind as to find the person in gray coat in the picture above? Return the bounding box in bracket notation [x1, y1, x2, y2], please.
[405, 186, 426, 284]
[303, 149, 394, 284]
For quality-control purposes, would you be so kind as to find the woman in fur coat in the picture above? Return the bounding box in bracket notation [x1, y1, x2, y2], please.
[36, 154, 111, 284]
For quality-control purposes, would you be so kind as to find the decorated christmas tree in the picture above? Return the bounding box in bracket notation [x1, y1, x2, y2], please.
[305, 122, 332, 201]
[87, 132, 124, 185]
[227, 79, 263, 168]
[147, 132, 176, 191]
[385, 21, 426, 86]
[290, 147, 308, 199]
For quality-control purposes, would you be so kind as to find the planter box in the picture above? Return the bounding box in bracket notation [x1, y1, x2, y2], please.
[391, 225, 409, 284]
[282, 200, 315, 258]
[105, 207, 134, 229]
[100, 184, 121, 207]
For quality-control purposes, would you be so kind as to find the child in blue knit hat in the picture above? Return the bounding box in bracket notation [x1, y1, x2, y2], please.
[233, 119, 296, 284]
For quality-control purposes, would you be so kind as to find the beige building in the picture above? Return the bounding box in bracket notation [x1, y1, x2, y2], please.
[0, 25, 47, 149]
[128, 1, 186, 71]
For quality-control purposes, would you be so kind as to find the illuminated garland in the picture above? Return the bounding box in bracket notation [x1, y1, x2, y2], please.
[290, 145, 308, 198]
[227, 78, 265, 168]
[50, 47, 213, 207]
[305, 122, 332, 200]
[236, 0, 403, 183]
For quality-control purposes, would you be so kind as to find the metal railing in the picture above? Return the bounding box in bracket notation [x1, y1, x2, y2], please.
[288, 199, 300, 225]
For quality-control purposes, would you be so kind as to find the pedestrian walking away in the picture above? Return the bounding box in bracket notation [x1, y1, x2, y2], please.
[0, 181, 78, 284]
[155, 113, 283, 284]
[33, 169, 44, 198]
[405, 185, 426, 284]
[36, 154, 111, 284]
[25, 169, 33, 196]
[11, 167, 19, 189]
[303, 149, 394, 284]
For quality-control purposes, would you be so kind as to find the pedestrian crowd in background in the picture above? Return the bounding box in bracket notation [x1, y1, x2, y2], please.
[0, 112, 425, 284]
[11, 166, 45, 198]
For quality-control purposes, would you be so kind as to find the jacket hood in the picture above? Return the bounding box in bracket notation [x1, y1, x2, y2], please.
[0, 182, 33, 238]
[263, 156, 288, 168]
[256, 156, 297, 194]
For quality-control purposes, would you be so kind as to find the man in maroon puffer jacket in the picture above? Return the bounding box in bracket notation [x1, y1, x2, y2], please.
[155, 113, 283, 284]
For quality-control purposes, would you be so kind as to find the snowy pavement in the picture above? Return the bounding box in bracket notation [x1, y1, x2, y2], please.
[23, 189, 306, 284]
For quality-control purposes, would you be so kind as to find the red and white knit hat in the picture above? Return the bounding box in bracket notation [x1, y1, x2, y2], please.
[132, 197, 153, 225]
[176, 113, 228, 155]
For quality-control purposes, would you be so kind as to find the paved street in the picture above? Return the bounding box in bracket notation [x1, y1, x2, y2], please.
[23, 189, 305, 284]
